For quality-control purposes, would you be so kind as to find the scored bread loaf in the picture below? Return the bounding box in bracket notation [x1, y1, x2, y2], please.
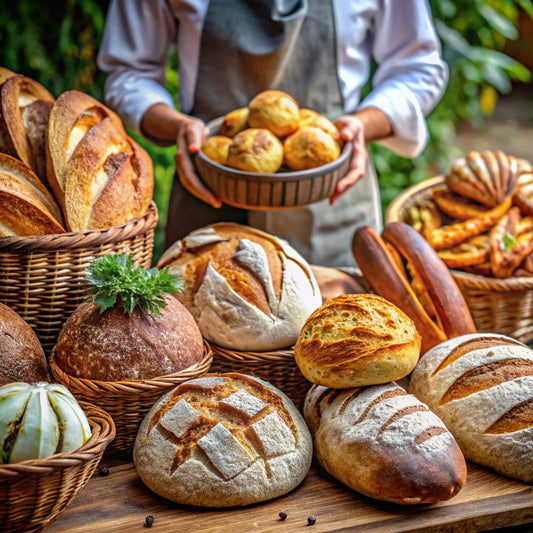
[408, 333, 533, 482]
[46, 90, 154, 231]
[304, 382, 467, 504]
[294, 293, 421, 388]
[0, 153, 65, 235]
[134, 373, 312, 507]
[157, 223, 322, 351]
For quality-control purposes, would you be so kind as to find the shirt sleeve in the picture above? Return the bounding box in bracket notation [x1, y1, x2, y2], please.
[358, 0, 448, 157]
[96, 0, 177, 135]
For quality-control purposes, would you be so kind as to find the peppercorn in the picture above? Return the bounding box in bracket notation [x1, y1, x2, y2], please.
[307, 515, 316, 526]
[98, 466, 109, 477]
[279, 511, 288, 521]
[145, 515, 155, 527]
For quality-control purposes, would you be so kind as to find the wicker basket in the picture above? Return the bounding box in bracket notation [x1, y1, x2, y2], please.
[0, 201, 158, 356]
[0, 402, 115, 533]
[386, 177, 533, 343]
[49, 341, 214, 454]
[209, 344, 310, 410]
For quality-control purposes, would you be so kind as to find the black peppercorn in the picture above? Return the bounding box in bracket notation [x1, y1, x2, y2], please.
[145, 515, 155, 527]
[307, 515, 316, 526]
[279, 511, 288, 521]
[98, 466, 109, 476]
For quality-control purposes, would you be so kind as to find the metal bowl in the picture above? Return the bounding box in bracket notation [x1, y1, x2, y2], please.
[195, 116, 352, 210]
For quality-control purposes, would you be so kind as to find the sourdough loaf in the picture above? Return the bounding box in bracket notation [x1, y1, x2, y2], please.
[53, 294, 204, 381]
[294, 293, 421, 388]
[134, 373, 312, 507]
[157, 223, 322, 351]
[0, 302, 49, 385]
[408, 333, 533, 482]
[304, 382, 467, 504]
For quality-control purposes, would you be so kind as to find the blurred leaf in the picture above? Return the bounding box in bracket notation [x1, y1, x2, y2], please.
[479, 4, 519, 39]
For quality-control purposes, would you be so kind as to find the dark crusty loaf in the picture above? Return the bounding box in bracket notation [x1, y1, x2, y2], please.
[53, 294, 204, 381]
[0, 302, 49, 385]
[304, 382, 467, 504]
[134, 373, 312, 507]
[294, 293, 421, 388]
[408, 333, 533, 482]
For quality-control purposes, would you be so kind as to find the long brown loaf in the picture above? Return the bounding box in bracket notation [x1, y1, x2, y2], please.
[408, 333, 533, 482]
[304, 382, 467, 504]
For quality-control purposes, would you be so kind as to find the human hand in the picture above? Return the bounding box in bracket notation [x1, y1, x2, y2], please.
[331, 115, 368, 205]
[175, 115, 222, 208]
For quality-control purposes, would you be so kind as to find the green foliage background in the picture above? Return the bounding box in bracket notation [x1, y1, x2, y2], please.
[0, 0, 531, 262]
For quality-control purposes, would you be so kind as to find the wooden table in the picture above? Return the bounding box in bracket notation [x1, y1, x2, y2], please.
[48, 454, 533, 532]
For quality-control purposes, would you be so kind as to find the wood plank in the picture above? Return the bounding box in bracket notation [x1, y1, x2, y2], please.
[48, 456, 533, 532]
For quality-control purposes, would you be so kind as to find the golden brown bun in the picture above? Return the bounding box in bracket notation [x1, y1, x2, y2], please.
[0, 153, 65, 236]
[227, 128, 283, 173]
[52, 295, 204, 381]
[248, 90, 300, 138]
[409, 333, 533, 482]
[134, 373, 312, 507]
[220, 107, 249, 137]
[0, 72, 55, 179]
[0, 302, 49, 386]
[283, 127, 340, 171]
[201, 135, 232, 166]
[294, 293, 421, 388]
[298, 109, 340, 143]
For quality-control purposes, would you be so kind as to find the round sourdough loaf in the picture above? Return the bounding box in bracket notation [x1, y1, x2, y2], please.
[294, 293, 421, 387]
[157, 223, 322, 351]
[53, 294, 204, 381]
[133, 373, 312, 507]
[0, 302, 49, 385]
[408, 333, 533, 482]
[303, 382, 467, 504]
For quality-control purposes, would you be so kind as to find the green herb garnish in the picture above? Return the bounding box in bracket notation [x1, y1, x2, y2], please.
[85, 253, 182, 316]
[501, 231, 516, 253]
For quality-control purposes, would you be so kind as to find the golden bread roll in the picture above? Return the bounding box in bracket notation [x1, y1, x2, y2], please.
[408, 333, 533, 483]
[304, 382, 467, 504]
[226, 128, 283, 173]
[201, 135, 232, 166]
[247, 89, 300, 138]
[294, 293, 421, 388]
[157, 222, 322, 352]
[134, 373, 312, 507]
[220, 107, 249, 137]
[283, 126, 340, 171]
[0, 302, 49, 386]
[298, 108, 340, 142]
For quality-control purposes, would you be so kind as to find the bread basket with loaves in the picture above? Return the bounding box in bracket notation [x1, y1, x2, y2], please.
[386, 150, 533, 343]
[0, 69, 157, 355]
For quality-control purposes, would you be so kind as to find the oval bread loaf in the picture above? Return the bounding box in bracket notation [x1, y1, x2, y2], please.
[133, 373, 312, 507]
[408, 333, 533, 482]
[304, 382, 467, 504]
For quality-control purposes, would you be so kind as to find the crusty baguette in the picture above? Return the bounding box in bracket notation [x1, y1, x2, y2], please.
[304, 382, 467, 504]
[408, 333, 533, 483]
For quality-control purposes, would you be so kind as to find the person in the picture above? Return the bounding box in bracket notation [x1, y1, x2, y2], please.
[97, 0, 448, 267]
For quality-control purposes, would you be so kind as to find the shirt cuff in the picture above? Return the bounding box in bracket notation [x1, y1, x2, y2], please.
[358, 81, 429, 158]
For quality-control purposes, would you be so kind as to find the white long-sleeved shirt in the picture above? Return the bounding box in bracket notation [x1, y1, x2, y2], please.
[97, 0, 448, 157]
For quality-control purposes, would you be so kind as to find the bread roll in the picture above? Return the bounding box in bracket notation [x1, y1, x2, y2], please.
[52, 294, 204, 381]
[134, 373, 312, 507]
[247, 89, 300, 138]
[201, 135, 232, 166]
[298, 109, 340, 142]
[219, 107, 249, 137]
[408, 333, 533, 482]
[0, 302, 49, 385]
[294, 293, 421, 388]
[157, 222, 322, 351]
[226, 128, 283, 173]
[304, 382, 467, 504]
[283, 127, 340, 171]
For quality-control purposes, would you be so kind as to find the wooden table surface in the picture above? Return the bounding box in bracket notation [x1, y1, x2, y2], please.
[47, 454, 533, 533]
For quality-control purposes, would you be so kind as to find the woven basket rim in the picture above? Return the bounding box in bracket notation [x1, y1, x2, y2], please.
[0, 200, 158, 252]
[386, 176, 533, 290]
[211, 343, 295, 363]
[49, 339, 213, 394]
[0, 401, 115, 478]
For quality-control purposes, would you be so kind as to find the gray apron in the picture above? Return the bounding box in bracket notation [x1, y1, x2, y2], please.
[165, 0, 381, 267]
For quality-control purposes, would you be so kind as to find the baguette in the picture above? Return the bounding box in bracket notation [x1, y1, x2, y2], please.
[408, 333, 533, 482]
[304, 382, 467, 504]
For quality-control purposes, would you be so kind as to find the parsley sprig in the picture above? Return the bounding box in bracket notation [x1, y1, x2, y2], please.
[85, 253, 182, 316]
